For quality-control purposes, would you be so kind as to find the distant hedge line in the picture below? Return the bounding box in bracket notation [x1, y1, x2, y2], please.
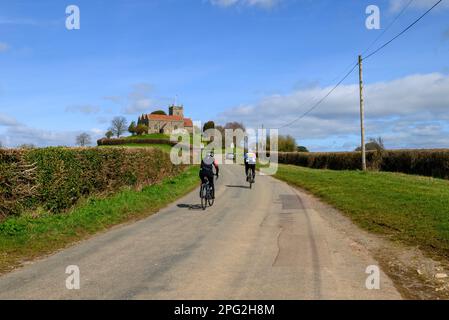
[0, 147, 185, 218]
[97, 138, 175, 146]
[276, 150, 449, 179]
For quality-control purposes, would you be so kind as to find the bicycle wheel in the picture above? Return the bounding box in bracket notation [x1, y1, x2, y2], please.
[208, 186, 215, 207]
[247, 172, 253, 189]
[200, 184, 207, 210]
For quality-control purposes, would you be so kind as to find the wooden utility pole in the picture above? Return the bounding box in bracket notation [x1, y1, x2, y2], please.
[358, 55, 367, 171]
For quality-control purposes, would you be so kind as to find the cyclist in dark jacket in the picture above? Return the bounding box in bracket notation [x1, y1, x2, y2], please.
[199, 151, 219, 199]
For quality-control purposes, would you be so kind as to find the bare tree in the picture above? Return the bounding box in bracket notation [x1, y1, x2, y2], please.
[110, 116, 128, 138]
[18, 144, 36, 149]
[224, 122, 246, 148]
[76, 133, 92, 147]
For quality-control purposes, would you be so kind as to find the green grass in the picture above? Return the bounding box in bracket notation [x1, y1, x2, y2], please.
[101, 144, 174, 153]
[271, 164, 449, 258]
[0, 166, 199, 274]
[124, 133, 170, 140]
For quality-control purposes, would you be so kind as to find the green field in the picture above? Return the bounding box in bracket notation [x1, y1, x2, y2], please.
[0, 166, 199, 274]
[271, 164, 449, 258]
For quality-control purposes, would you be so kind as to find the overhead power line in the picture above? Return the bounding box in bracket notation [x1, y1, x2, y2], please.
[364, 0, 443, 60]
[362, 0, 415, 56]
[278, 0, 442, 129]
[278, 62, 359, 129]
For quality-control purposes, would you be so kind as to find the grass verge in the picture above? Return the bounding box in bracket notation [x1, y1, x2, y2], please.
[0, 166, 199, 274]
[270, 164, 449, 259]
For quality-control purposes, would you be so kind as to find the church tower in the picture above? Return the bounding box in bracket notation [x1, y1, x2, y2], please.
[169, 105, 184, 118]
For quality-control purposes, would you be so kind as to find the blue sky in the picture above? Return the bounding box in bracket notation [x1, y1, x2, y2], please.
[0, 0, 448, 150]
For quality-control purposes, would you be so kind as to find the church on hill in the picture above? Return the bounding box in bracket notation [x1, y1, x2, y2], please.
[137, 105, 193, 134]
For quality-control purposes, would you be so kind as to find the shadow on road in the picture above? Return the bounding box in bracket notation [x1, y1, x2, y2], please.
[177, 204, 203, 210]
[226, 185, 251, 189]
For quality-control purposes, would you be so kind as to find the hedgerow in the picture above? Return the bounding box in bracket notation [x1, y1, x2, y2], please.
[0, 147, 184, 218]
[276, 149, 449, 179]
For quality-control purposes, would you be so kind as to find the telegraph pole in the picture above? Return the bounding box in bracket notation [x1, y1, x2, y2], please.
[358, 55, 367, 171]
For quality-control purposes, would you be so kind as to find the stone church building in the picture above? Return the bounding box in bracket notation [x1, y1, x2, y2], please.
[137, 105, 193, 134]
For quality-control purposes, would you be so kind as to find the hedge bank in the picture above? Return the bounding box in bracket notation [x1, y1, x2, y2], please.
[0, 147, 184, 218]
[275, 149, 449, 179]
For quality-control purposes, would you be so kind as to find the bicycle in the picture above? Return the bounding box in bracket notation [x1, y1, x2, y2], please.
[247, 166, 255, 189]
[200, 175, 217, 210]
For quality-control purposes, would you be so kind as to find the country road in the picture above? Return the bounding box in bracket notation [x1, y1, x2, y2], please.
[0, 164, 401, 300]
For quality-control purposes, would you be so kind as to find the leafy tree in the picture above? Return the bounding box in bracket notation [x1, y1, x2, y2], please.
[297, 146, 309, 152]
[151, 110, 167, 115]
[278, 135, 297, 152]
[105, 130, 114, 139]
[109, 116, 128, 138]
[203, 121, 215, 132]
[135, 124, 149, 136]
[128, 121, 137, 136]
[76, 133, 92, 147]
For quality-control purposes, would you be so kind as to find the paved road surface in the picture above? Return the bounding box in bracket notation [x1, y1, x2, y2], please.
[0, 164, 401, 299]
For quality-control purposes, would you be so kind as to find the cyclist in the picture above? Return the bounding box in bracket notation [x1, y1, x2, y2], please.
[199, 150, 219, 199]
[244, 150, 257, 183]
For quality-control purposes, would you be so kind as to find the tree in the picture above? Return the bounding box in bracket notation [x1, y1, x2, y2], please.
[76, 133, 92, 147]
[355, 137, 385, 152]
[18, 144, 36, 149]
[224, 122, 246, 149]
[151, 110, 167, 115]
[297, 146, 309, 152]
[105, 130, 113, 139]
[135, 124, 149, 136]
[128, 121, 137, 136]
[215, 125, 226, 147]
[109, 116, 128, 138]
[278, 135, 297, 152]
[203, 121, 215, 132]
[224, 122, 246, 132]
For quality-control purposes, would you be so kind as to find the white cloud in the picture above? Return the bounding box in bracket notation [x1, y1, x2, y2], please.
[1, 124, 104, 148]
[209, 0, 280, 9]
[217, 73, 449, 151]
[0, 42, 10, 53]
[0, 17, 37, 25]
[389, 0, 449, 12]
[65, 104, 101, 114]
[0, 113, 105, 147]
[123, 83, 156, 114]
[0, 113, 18, 126]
